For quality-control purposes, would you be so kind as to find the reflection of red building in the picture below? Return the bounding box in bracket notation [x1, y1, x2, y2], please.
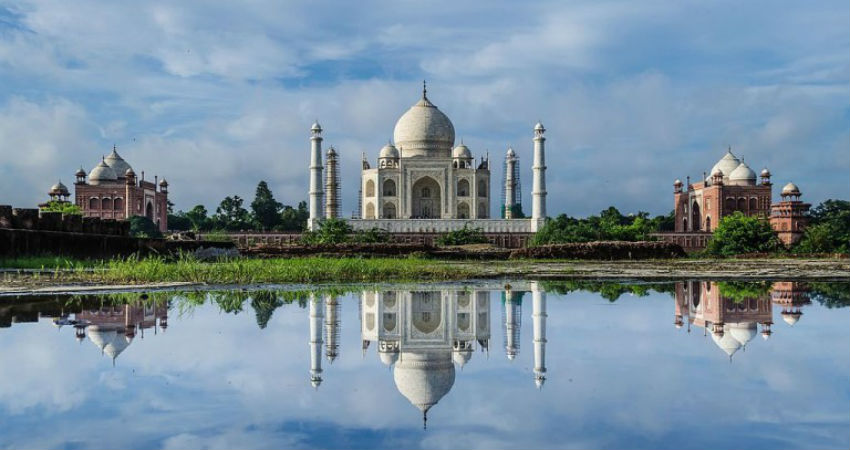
[74, 303, 168, 364]
[674, 281, 773, 359]
[770, 281, 811, 326]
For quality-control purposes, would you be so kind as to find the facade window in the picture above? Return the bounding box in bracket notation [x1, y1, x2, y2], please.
[89, 198, 100, 210]
[457, 179, 469, 197]
[365, 180, 375, 197]
[478, 180, 487, 197]
[421, 187, 431, 198]
[383, 179, 396, 197]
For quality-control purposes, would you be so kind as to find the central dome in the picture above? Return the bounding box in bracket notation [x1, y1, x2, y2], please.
[393, 92, 455, 158]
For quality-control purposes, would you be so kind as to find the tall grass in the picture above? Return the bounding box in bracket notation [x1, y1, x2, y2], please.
[2, 254, 473, 284]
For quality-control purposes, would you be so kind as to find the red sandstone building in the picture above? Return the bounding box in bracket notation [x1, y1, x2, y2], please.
[662, 148, 810, 250]
[72, 146, 169, 232]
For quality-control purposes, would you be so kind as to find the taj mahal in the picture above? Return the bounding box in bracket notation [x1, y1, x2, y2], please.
[307, 82, 547, 236]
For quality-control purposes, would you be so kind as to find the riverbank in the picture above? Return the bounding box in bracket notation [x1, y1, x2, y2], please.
[1, 256, 848, 294]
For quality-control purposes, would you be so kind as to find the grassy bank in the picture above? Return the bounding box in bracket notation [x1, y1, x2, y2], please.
[0, 255, 473, 284]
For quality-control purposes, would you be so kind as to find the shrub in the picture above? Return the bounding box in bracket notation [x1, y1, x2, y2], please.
[353, 227, 391, 244]
[705, 212, 779, 256]
[128, 216, 163, 239]
[300, 218, 352, 245]
[436, 225, 487, 246]
[39, 200, 82, 215]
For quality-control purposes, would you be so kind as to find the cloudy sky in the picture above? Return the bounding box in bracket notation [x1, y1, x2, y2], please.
[0, 0, 847, 216]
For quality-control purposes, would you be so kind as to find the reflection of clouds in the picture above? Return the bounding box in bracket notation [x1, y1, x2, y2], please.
[0, 287, 847, 449]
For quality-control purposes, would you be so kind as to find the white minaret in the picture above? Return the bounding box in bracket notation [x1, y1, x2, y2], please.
[309, 294, 324, 388]
[531, 282, 547, 389]
[504, 147, 517, 219]
[531, 122, 547, 231]
[308, 121, 324, 231]
[325, 146, 340, 219]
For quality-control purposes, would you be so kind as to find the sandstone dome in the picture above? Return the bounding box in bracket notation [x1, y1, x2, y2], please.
[393, 93, 455, 158]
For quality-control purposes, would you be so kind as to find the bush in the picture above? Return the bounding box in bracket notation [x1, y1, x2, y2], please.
[530, 208, 670, 246]
[128, 216, 163, 239]
[300, 218, 352, 245]
[353, 227, 391, 244]
[40, 200, 82, 215]
[436, 225, 488, 246]
[794, 199, 849, 254]
[705, 212, 779, 256]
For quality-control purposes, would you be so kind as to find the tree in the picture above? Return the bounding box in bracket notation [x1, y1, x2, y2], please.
[185, 205, 210, 231]
[213, 196, 252, 231]
[250, 291, 284, 329]
[530, 207, 671, 245]
[40, 200, 82, 215]
[279, 201, 309, 231]
[705, 212, 779, 256]
[300, 218, 352, 244]
[167, 212, 193, 231]
[250, 181, 282, 230]
[128, 216, 163, 238]
[436, 225, 488, 245]
[795, 199, 850, 254]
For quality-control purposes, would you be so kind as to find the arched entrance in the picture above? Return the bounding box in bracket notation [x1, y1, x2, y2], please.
[412, 176, 441, 218]
[691, 201, 701, 231]
[146, 201, 154, 220]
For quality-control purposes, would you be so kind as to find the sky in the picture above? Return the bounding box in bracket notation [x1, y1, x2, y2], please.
[0, 0, 847, 217]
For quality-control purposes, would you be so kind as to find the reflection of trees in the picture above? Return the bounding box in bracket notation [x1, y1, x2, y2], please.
[251, 291, 283, 329]
[716, 281, 772, 303]
[807, 282, 850, 308]
[214, 291, 248, 314]
[541, 281, 675, 302]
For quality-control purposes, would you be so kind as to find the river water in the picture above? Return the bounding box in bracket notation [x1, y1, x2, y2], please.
[1, 280, 848, 450]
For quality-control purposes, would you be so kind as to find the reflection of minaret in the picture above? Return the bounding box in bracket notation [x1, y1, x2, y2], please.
[502, 288, 522, 360]
[309, 294, 324, 388]
[324, 295, 340, 363]
[531, 282, 547, 389]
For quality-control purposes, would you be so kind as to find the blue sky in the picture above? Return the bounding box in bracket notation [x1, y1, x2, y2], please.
[0, 0, 847, 216]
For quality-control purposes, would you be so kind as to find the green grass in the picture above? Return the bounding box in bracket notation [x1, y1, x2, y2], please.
[0, 255, 474, 284]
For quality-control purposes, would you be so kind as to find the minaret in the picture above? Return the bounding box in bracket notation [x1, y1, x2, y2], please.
[325, 146, 340, 219]
[502, 288, 522, 360]
[308, 121, 324, 231]
[324, 295, 340, 363]
[309, 294, 324, 388]
[531, 122, 547, 231]
[531, 282, 547, 389]
[504, 147, 517, 219]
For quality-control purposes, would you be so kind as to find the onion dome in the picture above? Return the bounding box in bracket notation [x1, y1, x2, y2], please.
[711, 327, 742, 357]
[506, 147, 516, 158]
[49, 180, 69, 196]
[393, 89, 455, 158]
[760, 168, 771, 178]
[781, 311, 802, 326]
[393, 350, 455, 415]
[729, 161, 757, 185]
[158, 178, 168, 188]
[125, 168, 136, 178]
[311, 121, 322, 133]
[326, 146, 337, 157]
[452, 143, 472, 159]
[781, 182, 800, 196]
[534, 122, 545, 132]
[88, 158, 118, 185]
[379, 143, 399, 159]
[452, 348, 472, 368]
[104, 146, 133, 178]
[75, 167, 86, 178]
[728, 322, 757, 347]
[379, 345, 400, 366]
[709, 150, 741, 180]
[674, 179, 683, 187]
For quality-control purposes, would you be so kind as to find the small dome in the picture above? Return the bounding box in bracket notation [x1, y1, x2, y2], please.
[125, 168, 136, 178]
[49, 181, 69, 196]
[379, 350, 399, 367]
[534, 122, 545, 132]
[709, 150, 740, 180]
[781, 182, 800, 196]
[760, 168, 771, 177]
[452, 144, 472, 159]
[311, 121, 322, 133]
[393, 91, 455, 158]
[379, 143, 399, 159]
[75, 167, 86, 177]
[674, 179, 682, 186]
[158, 178, 168, 187]
[728, 162, 757, 185]
[104, 147, 133, 178]
[452, 349, 472, 367]
[88, 159, 118, 185]
[782, 311, 802, 326]
[506, 147, 516, 158]
[326, 146, 337, 157]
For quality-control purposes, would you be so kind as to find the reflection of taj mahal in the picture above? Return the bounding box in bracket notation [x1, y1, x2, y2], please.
[307, 283, 549, 428]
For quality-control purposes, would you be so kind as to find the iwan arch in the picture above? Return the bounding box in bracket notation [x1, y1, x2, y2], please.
[307, 83, 546, 241]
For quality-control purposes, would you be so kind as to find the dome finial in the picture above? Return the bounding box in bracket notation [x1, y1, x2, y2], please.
[422, 79, 427, 99]
[423, 410, 428, 430]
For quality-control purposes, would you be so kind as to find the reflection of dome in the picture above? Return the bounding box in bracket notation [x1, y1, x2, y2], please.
[88, 159, 118, 185]
[729, 162, 757, 185]
[711, 328, 742, 357]
[87, 324, 131, 362]
[393, 350, 455, 414]
[393, 92, 455, 158]
[452, 349, 472, 368]
[709, 150, 740, 180]
[728, 322, 757, 347]
[104, 147, 133, 178]
[782, 311, 802, 326]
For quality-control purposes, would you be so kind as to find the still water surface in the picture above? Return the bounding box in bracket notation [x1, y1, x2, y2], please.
[1, 280, 848, 450]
